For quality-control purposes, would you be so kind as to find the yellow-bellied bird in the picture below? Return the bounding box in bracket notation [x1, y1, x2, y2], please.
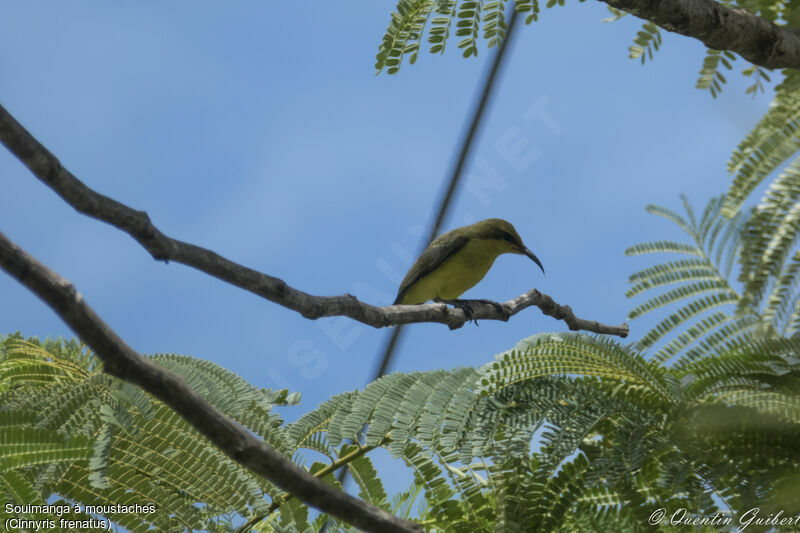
[393, 219, 544, 311]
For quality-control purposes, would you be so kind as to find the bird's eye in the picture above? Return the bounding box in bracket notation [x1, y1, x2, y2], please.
[503, 232, 513, 242]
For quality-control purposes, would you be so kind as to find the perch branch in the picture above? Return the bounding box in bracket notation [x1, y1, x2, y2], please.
[0, 103, 627, 338]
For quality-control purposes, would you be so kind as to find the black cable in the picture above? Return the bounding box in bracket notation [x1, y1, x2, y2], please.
[373, 4, 520, 392]
[324, 6, 521, 531]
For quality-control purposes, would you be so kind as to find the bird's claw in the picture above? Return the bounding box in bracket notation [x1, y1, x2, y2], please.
[477, 299, 509, 319]
[435, 298, 475, 323]
[455, 301, 478, 325]
[435, 298, 509, 325]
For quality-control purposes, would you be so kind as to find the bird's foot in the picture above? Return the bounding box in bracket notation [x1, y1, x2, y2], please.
[434, 298, 509, 325]
[435, 299, 477, 324]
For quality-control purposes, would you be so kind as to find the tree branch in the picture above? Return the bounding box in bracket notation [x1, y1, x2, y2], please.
[0, 231, 421, 533]
[602, 0, 800, 70]
[0, 102, 627, 337]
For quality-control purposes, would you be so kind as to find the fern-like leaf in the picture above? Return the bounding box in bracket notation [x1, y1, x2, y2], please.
[696, 49, 736, 98]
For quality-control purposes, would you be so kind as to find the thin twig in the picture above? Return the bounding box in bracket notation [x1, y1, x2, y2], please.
[237, 438, 389, 532]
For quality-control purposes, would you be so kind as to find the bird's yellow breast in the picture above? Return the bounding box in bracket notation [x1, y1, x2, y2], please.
[399, 238, 506, 304]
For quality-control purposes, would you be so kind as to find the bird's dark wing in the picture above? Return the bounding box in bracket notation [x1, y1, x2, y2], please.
[393, 232, 469, 305]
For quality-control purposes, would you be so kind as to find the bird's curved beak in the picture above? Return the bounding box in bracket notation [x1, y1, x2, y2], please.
[521, 247, 545, 274]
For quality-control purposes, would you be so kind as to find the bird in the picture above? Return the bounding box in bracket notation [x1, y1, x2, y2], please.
[393, 218, 544, 316]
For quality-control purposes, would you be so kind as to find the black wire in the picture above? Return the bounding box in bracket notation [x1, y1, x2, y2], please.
[373, 4, 520, 396]
[324, 6, 520, 531]
[423, 9, 520, 248]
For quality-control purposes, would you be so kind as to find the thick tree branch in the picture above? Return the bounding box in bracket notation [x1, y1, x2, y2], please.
[0, 231, 421, 533]
[602, 0, 800, 70]
[0, 102, 628, 337]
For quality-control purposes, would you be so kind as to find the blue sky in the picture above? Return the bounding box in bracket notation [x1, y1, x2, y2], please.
[0, 0, 774, 506]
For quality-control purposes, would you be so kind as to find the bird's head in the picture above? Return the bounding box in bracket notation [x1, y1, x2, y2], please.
[472, 218, 545, 273]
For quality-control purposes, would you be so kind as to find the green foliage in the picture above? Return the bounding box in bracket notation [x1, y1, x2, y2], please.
[736, 160, 800, 324]
[375, 0, 435, 74]
[482, 333, 674, 401]
[374, 0, 785, 101]
[0, 335, 290, 532]
[348, 448, 389, 508]
[6, 189, 800, 530]
[255, 289, 797, 530]
[692, 47, 769, 99]
[626, 195, 754, 361]
[375, 0, 578, 73]
[629, 21, 661, 65]
[514, 0, 542, 24]
[696, 49, 736, 98]
[743, 63, 771, 95]
[724, 71, 800, 216]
